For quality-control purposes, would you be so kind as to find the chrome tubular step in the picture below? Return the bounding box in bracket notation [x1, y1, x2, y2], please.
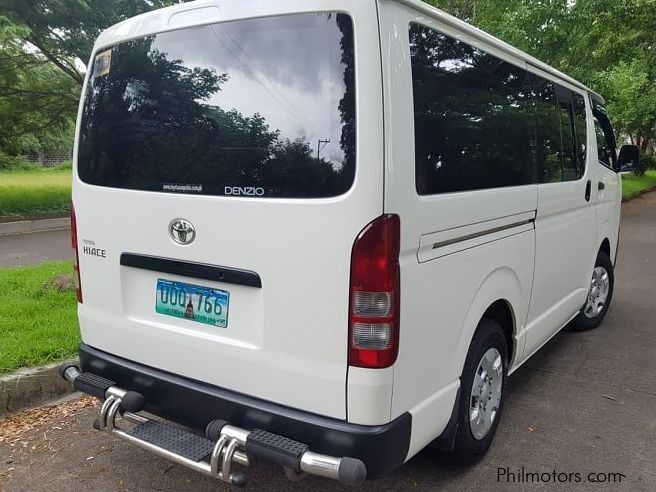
[60, 364, 367, 487]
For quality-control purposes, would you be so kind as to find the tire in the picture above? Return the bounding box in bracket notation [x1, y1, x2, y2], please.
[449, 319, 508, 465]
[568, 251, 614, 332]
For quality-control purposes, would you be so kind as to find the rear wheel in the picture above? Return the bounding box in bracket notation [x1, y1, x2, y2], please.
[569, 251, 614, 332]
[449, 319, 508, 465]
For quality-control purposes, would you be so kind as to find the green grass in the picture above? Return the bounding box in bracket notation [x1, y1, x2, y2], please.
[0, 261, 79, 374]
[622, 170, 656, 201]
[0, 167, 72, 219]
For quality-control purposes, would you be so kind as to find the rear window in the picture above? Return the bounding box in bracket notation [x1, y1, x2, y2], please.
[78, 13, 356, 198]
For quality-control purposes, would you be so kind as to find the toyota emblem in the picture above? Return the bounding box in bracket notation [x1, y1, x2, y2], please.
[169, 219, 196, 245]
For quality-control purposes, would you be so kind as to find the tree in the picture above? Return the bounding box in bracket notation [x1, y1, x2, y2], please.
[0, 0, 184, 158]
[0, 0, 184, 86]
[0, 16, 77, 158]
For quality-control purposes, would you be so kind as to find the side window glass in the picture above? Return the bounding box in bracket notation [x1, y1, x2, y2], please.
[594, 119, 614, 168]
[531, 75, 583, 183]
[555, 85, 578, 181]
[409, 23, 535, 195]
[531, 76, 561, 183]
[572, 94, 587, 175]
[592, 99, 617, 169]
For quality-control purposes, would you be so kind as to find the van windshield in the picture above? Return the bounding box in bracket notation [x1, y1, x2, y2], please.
[78, 13, 356, 198]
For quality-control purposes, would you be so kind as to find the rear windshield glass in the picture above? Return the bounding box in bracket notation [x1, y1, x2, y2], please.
[78, 13, 356, 198]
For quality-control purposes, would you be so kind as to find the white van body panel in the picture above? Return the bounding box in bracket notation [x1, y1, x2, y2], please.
[595, 174, 622, 263]
[347, 366, 394, 425]
[73, 0, 384, 420]
[595, 157, 622, 265]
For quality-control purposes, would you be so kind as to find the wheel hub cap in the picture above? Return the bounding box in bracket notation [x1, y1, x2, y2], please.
[469, 348, 503, 440]
[584, 266, 609, 319]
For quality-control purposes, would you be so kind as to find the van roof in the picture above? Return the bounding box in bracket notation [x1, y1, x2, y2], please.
[92, 0, 602, 101]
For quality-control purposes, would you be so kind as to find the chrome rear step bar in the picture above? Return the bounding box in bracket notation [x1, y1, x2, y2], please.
[60, 364, 367, 487]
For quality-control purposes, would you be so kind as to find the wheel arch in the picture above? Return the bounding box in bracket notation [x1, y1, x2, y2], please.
[599, 237, 611, 259]
[454, 267, 525, 378]
[482, 300, 514, 365]
[596, 215, 617, 265]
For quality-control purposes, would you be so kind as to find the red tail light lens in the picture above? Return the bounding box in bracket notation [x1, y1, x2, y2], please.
[349, 214, 400, 368]
[71, 204, 82, 303]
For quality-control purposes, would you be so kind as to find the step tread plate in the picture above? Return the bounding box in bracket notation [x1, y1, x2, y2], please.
[127, 420, 214, 462]
[76, 372, 115, 390]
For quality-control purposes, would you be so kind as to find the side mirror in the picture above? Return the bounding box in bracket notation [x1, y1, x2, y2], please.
[617, 145, 640, 172]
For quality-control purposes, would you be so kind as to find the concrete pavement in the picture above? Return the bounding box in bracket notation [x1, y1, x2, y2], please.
[0, 229, 72, 267]
[1, 193, 656, 491]
[0, 217, 69, 237]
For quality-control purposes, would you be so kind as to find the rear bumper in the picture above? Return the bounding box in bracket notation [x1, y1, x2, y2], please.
[79, 344, 411, 479]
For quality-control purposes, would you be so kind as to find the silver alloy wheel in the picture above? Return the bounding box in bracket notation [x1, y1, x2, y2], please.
[584, 266, 610, 319]
[469, 348, 503, 440]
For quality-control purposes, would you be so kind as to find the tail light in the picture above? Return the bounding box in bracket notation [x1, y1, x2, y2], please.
[71, 204, 82, 303]
[349, 215, 400, 369]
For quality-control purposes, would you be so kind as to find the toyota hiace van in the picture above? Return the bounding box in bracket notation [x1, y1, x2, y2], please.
[61, 0, 638, 486]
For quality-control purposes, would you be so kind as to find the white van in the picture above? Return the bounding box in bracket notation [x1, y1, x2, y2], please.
[60, 0, 639, 486]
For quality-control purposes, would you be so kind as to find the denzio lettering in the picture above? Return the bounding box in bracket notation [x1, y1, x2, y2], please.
[224, 186, 265, 197]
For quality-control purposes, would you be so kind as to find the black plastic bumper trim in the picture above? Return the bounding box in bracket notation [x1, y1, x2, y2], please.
[79, 344, 411, 479]
[73, 372, 115, 399]
[246, 429, 308, 472]
[120, 253, 262, 288]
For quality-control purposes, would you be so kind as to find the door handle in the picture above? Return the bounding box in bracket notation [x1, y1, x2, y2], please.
[585, 180, 592, 202]
[598, 181, 605, 191]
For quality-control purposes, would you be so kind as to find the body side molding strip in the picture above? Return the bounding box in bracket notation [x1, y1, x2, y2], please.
[432, 218, 535, 250]
[418, 211, 537, 263]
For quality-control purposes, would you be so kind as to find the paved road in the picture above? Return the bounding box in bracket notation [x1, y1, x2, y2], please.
[0, 229, 72, 267]
[2, 194, 656, 491]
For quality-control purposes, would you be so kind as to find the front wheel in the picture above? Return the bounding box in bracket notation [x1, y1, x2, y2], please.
[449, 319, 508, 465]
[569, 251, 614, 332]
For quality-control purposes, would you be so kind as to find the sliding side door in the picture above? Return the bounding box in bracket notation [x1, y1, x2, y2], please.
[522, 68, 597, 359]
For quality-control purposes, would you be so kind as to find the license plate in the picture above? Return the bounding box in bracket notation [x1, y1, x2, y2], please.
[155, 279, 229, 328]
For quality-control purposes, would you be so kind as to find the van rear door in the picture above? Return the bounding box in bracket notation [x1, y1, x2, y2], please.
[73, 3, 384, 420]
